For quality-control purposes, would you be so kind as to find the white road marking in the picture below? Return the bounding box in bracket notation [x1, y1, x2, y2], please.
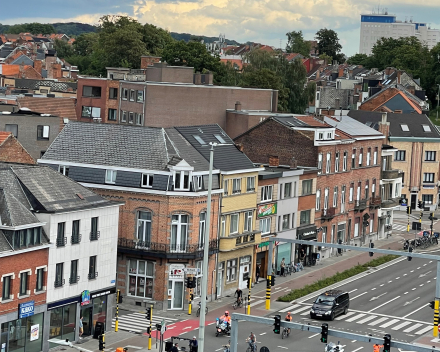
[279, 304, 301, 313]
[403, 274, 407, 276]
[278, 346, 288, 349]
[415, 325, 433, 335]
[351, 348, 364, 352]
[417, 267, 421, 269]
[259, 332, 267, 335]
[391, 321, 412, 330]
[348, 289, 358, 293]
[290, 306, 311, 314]
[371, 288, 377, 291]
[346, 313, 366, 322]
[388, 281, 392, 283]
[369, 296, 400, 312]
[380, 284, 384, 286]
[308, 333, 320, 339]
[427, 281, 431, 283]
[396, 277, 400, 280]
[402, 303, 429, 318]
[404, 292, 408, 295]
[410, 270, 414, 273]
[356, 315, 377, 324]
[368, 317, 388, 326]
[430, 261, 433, 263]
[412, 288, 417, 290]
[183, 326, 192, 330]
[403, 323, 423, 333]
[423, 264, 427, 266]
[352, 292, 368, 300]
[249, 300, 266, 307]
[370, 292, 387, 301]
[419, 284, 424, 287]
[335, 312, 356, 320]
[380, 319, 400, 328]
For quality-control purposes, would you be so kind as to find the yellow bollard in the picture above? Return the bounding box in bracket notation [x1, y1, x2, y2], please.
[433, 300, 439, 337]
[265, 275, 271, 310]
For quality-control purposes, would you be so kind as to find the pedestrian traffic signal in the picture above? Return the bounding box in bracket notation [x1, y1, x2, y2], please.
[247, 277, 251, 289]
[407, 206, 411, 215]
[190, 293, 194, 301]
[383, 334, 391, 352]
[271, 276, 275, 286]
[418, 200, 423, 208]
[338, 239, 342, 254]
[369, 242, 374, 257]
[146, 326, 152, 334]
[430, 301, 435, 309]
[267, 278, 271, 288]
[116, 290, 123, 304]
[155, 323, 162, 330]
[146, 307, 152, 320]
[408, 246, 413, 261]
[98, 334, 105, 351]
[273, 314, 281, 334]
[321, 323, 328, 343]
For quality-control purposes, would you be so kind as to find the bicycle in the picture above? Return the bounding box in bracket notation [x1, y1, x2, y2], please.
[232, 298, 243, 310]
[196, 302, 208, 317]
[281, 326, 290, 339]
[245, 340, 257, 352]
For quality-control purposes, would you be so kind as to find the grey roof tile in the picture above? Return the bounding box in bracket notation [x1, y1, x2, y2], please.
[324, 115, 384, 137]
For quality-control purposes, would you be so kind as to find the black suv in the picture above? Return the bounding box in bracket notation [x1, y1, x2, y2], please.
[310, 290, 349, 321]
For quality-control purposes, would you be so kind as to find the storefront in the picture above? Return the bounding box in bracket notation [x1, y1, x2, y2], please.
[296, 224, 317, 264]
[168, 264, 185, 310]
[1, 301, 45, 352]
[238, 255, 251, 289]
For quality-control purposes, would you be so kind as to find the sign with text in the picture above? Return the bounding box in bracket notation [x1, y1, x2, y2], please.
[81, 290, 91, 306]
[257, 203, 277, 218]
[18, 301, 34, 318]
[183, 268, 200, 275]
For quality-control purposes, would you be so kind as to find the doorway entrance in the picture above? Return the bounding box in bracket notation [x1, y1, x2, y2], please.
[411, 194, 417, 210]
[80, 306, 92, 337]
[168, 280, 184, 310]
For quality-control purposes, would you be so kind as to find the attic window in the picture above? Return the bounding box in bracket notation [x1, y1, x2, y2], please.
[193, 135, 206, 145]
[422, 125, 431, 132]
[400, 124, 409, 132]
[214, 134, 226, 143]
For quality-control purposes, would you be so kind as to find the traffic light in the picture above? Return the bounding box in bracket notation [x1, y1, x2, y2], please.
[186, 277, 192, 288]
[98, 334, 105, 351]
[190, 293, 194, 301]
[146, 306, 152, 320]
[338, 239, 342, 255]
[267, 278, 271, 288]
[146, 326, 152, 334]
[321, 323, 328, 343]
[247, 277, 251, 289]
[369, 242, 374, 257]
[155, 323, 162, 331]
[418, 200, 423, 209]
[383, 334, 391, 352]
[363, 213, 370, 227]
[271, 276, 275, 286]
[117, 290, 123, 304]
[273, 315, 281, 334]
[430, 301, 435, 309]
[408, 246, 413, 261]
[407, 206, 411, 215]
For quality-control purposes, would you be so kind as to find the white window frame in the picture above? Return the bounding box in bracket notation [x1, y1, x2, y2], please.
[341, 186, 346, 213]
[282, 214, 290, 230]
[105, 169, 117, 184]
[324, 188, 329, 210]
[335, 152, 339, 173]
[259, 217, 271, 235]
[326, 153, 331, 174]
[284, 182, 292, 198]
[358, 149, 363, 167]
[137, 211, 152, 244]
[171, 214, 189, 252]
[58, 165, 69, 176]
[333, 187, 338, 208]
[195, 176, 203, 190]
[367, 150, 371, 166]
[230, 213, 239, 234]
[349, 184, 353, 202]
[318, 153, 323, 174]
[141, 174, 154, 188]
[316, 189, 321, 210]
[423, 173, 435, 183]
[174, 170, 190, 191]
[244, 211, 253, 232]
[246, 177, 255, 192]
[199, 212, 206, 248]
[226, 259, 237, 282]
[220, 216, 226, 237]
[223, 179, 229, 196]
[343, 151, 347, 171]
[425, 151, 436, 161]
[374, 148, 378, 164]
[232, 178, 241, 194]
[261, 185, 273, 202]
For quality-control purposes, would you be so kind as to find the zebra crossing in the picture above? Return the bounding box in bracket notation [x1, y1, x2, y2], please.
[278, 304, 432, 335]
[393, 223, 409, 232]
[111, 312, 178, 333]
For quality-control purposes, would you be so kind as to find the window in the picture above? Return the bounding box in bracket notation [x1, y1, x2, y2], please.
[238, 210, 251, 233]
[341, 185, 346, 213]
[19, 272, 28, 296]
[422, 125, 431, 132]
[367, 148, 371, 166]
[425, 151, 436, 161]
[174, 171, 190, 190]
[400, 124, 409, 131]
[324, 188, 329, 210]
[70, 260, 78, 284]
[302, 180, 312, 195]
[349, 183, 354, 202]
[335, 152, 339, 172]
[293, 181, 297, 197]
[230, 214, 239, 234]
[2, 275, 12, 300]
[195, 176, 203, 190]
[130, 89, 135, 101]
[261, 185, 273, 201]
[5, 124, 18, 137]
[137, 90, 144, 102]
[369, 214, 374, 233]
[326, 153, 331, 173]
[171, 214, 188, 252]
[193, 135, 206, 145]
[422, 194, 434, 205]
[423, 173, 435, 183]
[356, 182, 361, 201]
[129, 112, 134, 124]
[343, 151, 347, 171]
[318, 132, 323, 140]
[141, 174, 154, 188]
[214, 134, 226, 143]
[82, 86, 101, 97]
[122, 88, 128, 100]
[72, 220, 80, 244]
[223, 179, 229, 195]
[128, 260, 154, 298]
[284, 182, 292, 198]
[365, 181, 369, 199]
[226, 259, 237, 282]
[88, 256, 97, 280]
[136, 113, 143, 125]
[56, 222, 65, 247]
[220, 216, 226, 237]
[232, 178, 241, 194]
[55, 263, 64, 287]
[105, 169, 117, 184]
[37, 125, 50, 140]
[318, 154, 323, 174]
[81, 106, 101, 118]
[91, 217, 99, 241]
[300, 210, 311, 225]
[58, 165, 69, 176]
[316, 189, 321, 210]
[282, 214, 290, 230]
[395, 150, 406, 161]
[372, 180, 376, 197]
[199, 212, 206, 248]
[333, 187, 338, 208]
[247, 177, 255, 192]
[109, 87, 118, 99]
[351, 150, 356, 168]
[108, 108, 117, 121]
[194, 261, 203, 297]
[36, 268, 44, 292]
[137, 211, 152, 244]
[358, 148, 363, 167]
[121, 110, 127, 122]
[374, 147, 378, 164]
[259, 217, 271, 234]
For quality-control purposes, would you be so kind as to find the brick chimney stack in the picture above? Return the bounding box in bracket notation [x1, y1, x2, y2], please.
[34, 60, 42, 76]
[378, 112, 390, 138]
[269, 155, 279, 167]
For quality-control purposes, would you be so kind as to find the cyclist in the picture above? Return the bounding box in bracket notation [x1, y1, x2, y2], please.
[246, 332, 257, 352]
[285, 311, 292, 334]
[234, 287, 243, 305]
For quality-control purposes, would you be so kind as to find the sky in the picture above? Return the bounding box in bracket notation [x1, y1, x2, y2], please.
[1, 0, 440, 56]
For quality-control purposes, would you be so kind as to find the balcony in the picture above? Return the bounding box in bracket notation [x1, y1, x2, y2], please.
[354, 199, 367, 212]
[381, 169, 401, 180]
[90, 231, 100, 241]
[369, 196, 382, 209]
[69, 276, 80, 284]
[118, 238, 219, 259]
[381, 197, 400, 209]
[321, 207, 336, 221]
[88, 272, 98, 280]
[54, 279, 65, 288]
[56, 237, 67, 247]
[71, 233, 82, 244]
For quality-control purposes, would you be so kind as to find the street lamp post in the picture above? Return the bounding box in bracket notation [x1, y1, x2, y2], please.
[436, 84, 440, 121]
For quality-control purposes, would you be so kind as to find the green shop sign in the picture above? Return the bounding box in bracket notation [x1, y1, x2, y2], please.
[257, 203, 277, 217]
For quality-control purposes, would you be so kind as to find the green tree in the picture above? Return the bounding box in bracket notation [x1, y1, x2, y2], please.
[315, 28, 343, 63]
[142, 23, 174, 55]
[346, 53, 368, 66]
[285, 30, 311, 57]
[72, 32, 98, 56]
[54, 38, 73, 59]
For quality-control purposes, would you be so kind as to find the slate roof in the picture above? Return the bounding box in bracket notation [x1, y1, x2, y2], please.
[173, 124, 255, 171]
[347, 110, 440, 139]
[14, 79, 77, 92]
[42, 122, 178, 171]
[324, 115, 384, 138]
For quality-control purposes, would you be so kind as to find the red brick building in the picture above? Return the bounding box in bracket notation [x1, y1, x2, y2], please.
[235, 114, 385, 260]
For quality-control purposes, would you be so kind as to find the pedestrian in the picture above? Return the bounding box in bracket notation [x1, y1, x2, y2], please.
[280, 258, 285, 276]
[171, 343, 179, 352]
[189, 336, 198, 352]
[373, 344, 383, 352]
[78, 316, 83, 339]
[256, 264, 260, 283]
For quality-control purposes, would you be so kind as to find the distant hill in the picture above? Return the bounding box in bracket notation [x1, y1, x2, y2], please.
[170, 32, 241, 45]
[52, 22, 98, 36]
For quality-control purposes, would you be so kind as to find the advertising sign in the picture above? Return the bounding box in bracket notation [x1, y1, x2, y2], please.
[30, 324, 39, 341]
[18, 301, 34, 319]
[257, 203, 277, 218]
[81, 290, 91, 306]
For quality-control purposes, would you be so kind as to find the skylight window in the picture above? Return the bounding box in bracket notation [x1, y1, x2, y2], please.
[422, 125, 431, 132]
[214, 134, 226, 143]
[400, 124, 409, 132]
[193, 135, 206, 144]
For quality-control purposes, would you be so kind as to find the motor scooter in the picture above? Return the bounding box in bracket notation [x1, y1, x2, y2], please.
[215, 318, 230, 337]
[325, 342, 345, 352]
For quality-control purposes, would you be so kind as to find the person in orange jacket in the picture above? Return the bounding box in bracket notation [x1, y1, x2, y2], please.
[373, 344, 383, 352]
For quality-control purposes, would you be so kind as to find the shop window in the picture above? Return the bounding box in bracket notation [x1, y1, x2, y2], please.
[226, 259, 237, 282]
[422, 194, 434, 205]
[128, 259, 154, 298]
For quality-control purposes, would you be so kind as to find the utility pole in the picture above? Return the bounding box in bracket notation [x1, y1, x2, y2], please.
[437, 83, 440, 121]
[407, 204, 411, 232]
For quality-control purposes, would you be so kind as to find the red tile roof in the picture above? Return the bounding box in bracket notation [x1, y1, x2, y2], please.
[0, 132, 12, 145]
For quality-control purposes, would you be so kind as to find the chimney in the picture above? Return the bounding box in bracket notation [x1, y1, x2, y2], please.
[378, 112, 390, 138]
[235, 101, 242, 111]
[141, 56, 161, 69]
[338, 67, 344, 77]
[34, 60, 42, 75]
[52, 63, 62, 79]
[316, 69, 320, 79]
[335, 98, 340, 109]
[269, 155, 279, 167]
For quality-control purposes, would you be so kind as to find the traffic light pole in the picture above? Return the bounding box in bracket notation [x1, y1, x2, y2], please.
[148, 305, 153, 350]
[247, 277, 251, 315]
[407, 205, 411, 232]
[265, 240, 274, 310]
[434, 261, 440, 337]
[115, 290, 119, 332]
[229, 313, 440, 352]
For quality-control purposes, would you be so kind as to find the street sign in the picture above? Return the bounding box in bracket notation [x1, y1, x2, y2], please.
[161, 321, 166, 334]
[183, 268, 200, 275]
[401, 198, 407, 206]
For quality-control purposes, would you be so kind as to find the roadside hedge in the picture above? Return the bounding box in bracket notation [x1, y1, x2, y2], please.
[277, 254, 399, 302]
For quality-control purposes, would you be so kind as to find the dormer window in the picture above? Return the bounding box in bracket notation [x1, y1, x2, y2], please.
[58, 165, 69, 176]
[318, 132, 324, 140]
[141, 174, 154, 188]
[174, 171, 190, 190]
[326, 132, 332, 139]
[105, 170, 117, 184]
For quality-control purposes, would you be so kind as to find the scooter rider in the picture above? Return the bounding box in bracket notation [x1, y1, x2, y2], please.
[220, 311, 231, 330]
